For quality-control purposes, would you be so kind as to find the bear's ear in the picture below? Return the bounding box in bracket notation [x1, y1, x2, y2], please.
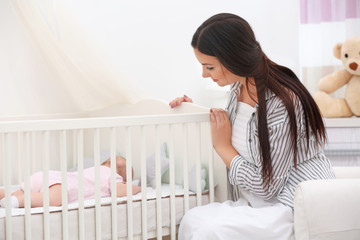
[333, 42, 343, 59]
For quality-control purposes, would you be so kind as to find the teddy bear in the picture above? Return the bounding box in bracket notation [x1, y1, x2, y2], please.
[313, 36, 360, 118]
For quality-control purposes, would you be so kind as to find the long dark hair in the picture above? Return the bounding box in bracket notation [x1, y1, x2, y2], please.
[192, 13, 326, 187]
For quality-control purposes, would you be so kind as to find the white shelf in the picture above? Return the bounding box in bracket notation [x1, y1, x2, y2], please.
[324, 117, 360, 128]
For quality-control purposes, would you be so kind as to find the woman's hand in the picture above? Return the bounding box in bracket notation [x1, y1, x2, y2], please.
[169, 95, 193, 108]
[210, 108, 239, 168]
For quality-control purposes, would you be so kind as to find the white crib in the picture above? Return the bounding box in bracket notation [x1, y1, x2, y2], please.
[0, 99, 228, 240]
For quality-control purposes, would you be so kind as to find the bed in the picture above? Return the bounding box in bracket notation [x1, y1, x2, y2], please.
[0, 99, 228, 240]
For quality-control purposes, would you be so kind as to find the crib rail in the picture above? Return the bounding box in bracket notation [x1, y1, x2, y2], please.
[0, 113, 209, 133]
[0, 112, 222, 240]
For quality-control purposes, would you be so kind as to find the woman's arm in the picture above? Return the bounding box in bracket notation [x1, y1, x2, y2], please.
[116, 182, 141, 197]
[209, 108, 239, 168]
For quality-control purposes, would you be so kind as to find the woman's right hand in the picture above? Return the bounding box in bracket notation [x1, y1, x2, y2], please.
[169, 95, 193, 108]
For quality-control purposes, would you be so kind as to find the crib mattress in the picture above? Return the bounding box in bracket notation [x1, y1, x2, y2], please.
[0, 184, 210, 239]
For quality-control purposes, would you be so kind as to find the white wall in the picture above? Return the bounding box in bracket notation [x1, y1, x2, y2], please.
[0, 0, 300, 115]
[73, 0, 300, 108]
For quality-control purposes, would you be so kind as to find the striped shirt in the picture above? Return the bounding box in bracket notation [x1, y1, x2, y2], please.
[231, 102, 280, 208]
[226, 82, 335, 209]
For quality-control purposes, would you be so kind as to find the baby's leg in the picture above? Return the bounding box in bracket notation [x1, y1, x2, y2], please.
[48, 184, 62, 206]
[0, 190, 23, 208]
[13, 184, 62, 208]
[0, 189, 4, 199]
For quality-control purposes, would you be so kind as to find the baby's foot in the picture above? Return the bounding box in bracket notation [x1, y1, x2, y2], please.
[0, 196, 19, 208]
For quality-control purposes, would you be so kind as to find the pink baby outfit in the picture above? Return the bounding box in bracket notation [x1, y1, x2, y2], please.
[21, 166, 124, 203]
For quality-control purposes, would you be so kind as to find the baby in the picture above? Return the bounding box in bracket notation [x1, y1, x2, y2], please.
[0, 156, 141, 208]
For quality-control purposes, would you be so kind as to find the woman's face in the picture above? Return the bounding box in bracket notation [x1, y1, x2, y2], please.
[193, 48, 245, 86]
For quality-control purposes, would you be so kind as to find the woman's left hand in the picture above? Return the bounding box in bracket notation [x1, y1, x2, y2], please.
[210, 108, 239, 167]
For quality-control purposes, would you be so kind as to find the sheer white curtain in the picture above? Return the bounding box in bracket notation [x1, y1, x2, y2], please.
[0, 0, 146, 118]
[299, 0, 360, 95]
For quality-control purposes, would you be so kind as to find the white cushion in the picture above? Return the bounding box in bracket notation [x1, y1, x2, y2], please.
[333, 167, 360, 179]
[188, 166, 206, 192]
[146, 143, 169, 188]
[294, 179, 360, 240]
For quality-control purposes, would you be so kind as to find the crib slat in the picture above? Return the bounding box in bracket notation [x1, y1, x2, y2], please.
[94, 128, 102, 240]
[169, 124, 176, 240]
[0, 133, 3, 177]
[2, 133, 12, 240]
[77, 129, 85, 240]
[209, 150, 215, 203]
[43, 131, 50, 240]
[183, 124, 190, 213]
[17, 132, 23, 184]
[31, 132, 36, 175]
[140, 126, 148, 240]
[24, 132, 32, 240]
[60, 130, 69, 240]
[126, 127, 134, 240]
[73, 131, 77, 172]
[196, 123, 202, 207]
[155, 125, 162, 240]
[110, 127, 118, 240]
[208, 122, 215, 203]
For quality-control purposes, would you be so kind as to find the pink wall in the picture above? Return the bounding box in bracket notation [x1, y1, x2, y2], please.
[300, 0, 360, 24]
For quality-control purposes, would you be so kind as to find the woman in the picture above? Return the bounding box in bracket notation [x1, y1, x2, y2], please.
[170, 13, 335, 240]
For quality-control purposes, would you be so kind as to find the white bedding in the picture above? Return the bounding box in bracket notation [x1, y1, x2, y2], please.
[0, 184, 210, 239]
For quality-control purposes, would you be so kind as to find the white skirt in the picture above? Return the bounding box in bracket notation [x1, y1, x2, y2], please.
[178, 198, 294, 240]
